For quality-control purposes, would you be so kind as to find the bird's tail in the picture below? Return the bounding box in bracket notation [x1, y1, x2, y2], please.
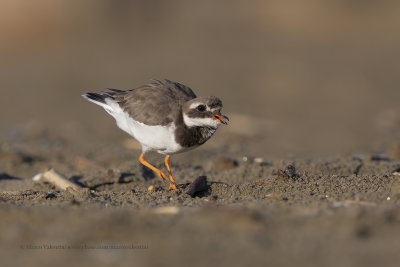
[82, 92, 114, 114]
[82, 92, 107, 103]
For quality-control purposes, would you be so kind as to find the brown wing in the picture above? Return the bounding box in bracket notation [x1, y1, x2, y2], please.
[106, 79, 197, 126]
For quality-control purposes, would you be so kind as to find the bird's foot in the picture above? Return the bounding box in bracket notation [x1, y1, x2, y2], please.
[168, 183, 179, 190]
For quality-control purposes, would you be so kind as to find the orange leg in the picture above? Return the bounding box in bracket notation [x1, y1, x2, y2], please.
[164, 155, 179, 190]
[139, 154, 168, 183]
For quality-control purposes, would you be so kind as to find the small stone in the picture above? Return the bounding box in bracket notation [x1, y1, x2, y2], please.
[254, 157, 264, 163]
[184, 176, 208, 197]
[152, 206, 180, 215]
[32, 173, 42, 181]
[391, 167, 400, 176]
[370, 154, 390, 161]
[45, 192, 56, 199]
[273, 164, 300, 180]
[284, 165, 299, 179]
[148, 185, 155, 191]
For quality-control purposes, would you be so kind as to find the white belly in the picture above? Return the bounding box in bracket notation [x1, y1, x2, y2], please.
[105, 105, 183, 154]
[101, 98, 192, 154]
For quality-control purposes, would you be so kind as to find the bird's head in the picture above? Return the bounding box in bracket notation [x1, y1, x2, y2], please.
[182, 96, 229, 128]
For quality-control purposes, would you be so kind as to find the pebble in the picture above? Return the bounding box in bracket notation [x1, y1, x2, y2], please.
[45, 192, 56, 199]
[370, 154, 390, 161]
[32, 173, 42, 181]
[254, 157, 264, 163]
[184, 176, 208, 197]
[152, 206, 180, 215]
[391, 167, 400, 176]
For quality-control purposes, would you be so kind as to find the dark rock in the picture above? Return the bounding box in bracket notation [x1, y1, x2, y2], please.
[273, 165, 300, 180]
[184, 176, 207, 197]
[370, 154, 390, 161]
[284, 165, 298, 178]
[0, 173, 22, 180]
[45, 192, 57, 199]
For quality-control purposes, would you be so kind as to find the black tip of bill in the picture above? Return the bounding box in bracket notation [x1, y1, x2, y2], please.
[214, 114, 229, 125]
[221, 115, 229, 125]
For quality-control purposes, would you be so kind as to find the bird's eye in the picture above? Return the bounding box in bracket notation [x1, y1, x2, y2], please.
[196, 105, 206, 112]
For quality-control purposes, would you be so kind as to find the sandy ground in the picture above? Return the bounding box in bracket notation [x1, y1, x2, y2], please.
[2, 1, 400, 266]
[1, 123, 400, 267]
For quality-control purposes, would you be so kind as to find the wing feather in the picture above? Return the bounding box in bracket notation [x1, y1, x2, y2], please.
[85, 79, 197, 126]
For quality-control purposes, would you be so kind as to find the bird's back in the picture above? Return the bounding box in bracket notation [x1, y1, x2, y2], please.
[108, 79, 196, 126]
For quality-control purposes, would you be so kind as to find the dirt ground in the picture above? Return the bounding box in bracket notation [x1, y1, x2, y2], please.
[1, 123, 400, 267]
[2, 1, 400, 267]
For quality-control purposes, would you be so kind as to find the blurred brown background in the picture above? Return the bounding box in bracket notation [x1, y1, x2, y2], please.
[1, 0, 400, 156]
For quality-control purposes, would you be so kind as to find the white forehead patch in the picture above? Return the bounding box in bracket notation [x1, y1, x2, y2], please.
[183, 114, 220, 128]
